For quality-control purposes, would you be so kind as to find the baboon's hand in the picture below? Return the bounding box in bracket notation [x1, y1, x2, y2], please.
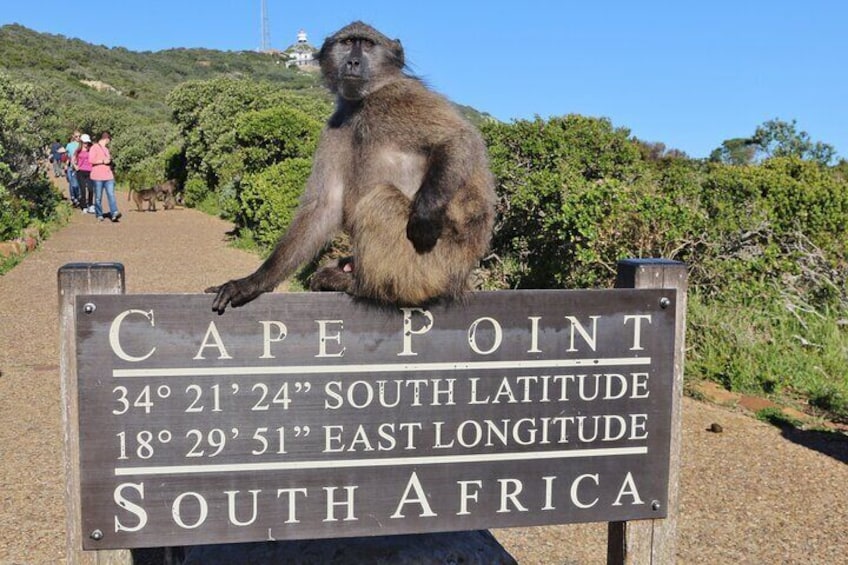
[205, 277, 265, 314]
[406, 205, 444, 253]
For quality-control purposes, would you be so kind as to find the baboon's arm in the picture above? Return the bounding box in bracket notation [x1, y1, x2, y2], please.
[407, 128, 481, 252]
[207, 147, 344, 313]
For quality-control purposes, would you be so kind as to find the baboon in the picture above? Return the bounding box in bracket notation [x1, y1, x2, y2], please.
[128, 187, 159, 212]
[207, 21, 495, 313]
[129, 180, 179, 212]
[155, 179, 179, 210]
[154, 179, 177, 201]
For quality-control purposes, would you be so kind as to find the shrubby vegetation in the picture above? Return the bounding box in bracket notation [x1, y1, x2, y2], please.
[165, 77, 330, 220]
[167, 78, 329, 200]
[481, 115, 699, 288]
[235, 158, 313, 248]
[2, 25, 846, 420]
[482, 116, 847, 419]
[0, 71, 63, 241]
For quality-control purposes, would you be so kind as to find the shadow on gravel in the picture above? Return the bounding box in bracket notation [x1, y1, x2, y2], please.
[763, 417, 848, 464]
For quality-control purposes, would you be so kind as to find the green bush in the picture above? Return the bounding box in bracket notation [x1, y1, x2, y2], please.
[0, 184, 30, 239]
[112, 121, 180, 175]
[167, 78, 327, 192]
[235, 105, 321, 172]
[0, 71, 60, 238]
[235, 158, 311, 248]
[482, 114, 692, 289]
[761, 158, 848, 245]
[123, 138, 185, 191]
[702, 158, 848, 247]
[183, 176, 209, 208]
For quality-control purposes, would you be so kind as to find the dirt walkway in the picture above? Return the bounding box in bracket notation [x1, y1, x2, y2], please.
[0, 189, 846, 564]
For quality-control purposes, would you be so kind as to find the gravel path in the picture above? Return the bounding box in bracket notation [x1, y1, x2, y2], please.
[0, 188, 846, 564]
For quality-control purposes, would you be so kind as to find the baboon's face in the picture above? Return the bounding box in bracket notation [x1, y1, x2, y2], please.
[319, 22, 404, 101]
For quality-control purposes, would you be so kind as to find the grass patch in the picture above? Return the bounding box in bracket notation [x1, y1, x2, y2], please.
[687, 291, 848, 421]
[755, 406, 803, 428]
[230, 230, 260, 254]
[0, 253, 25, 275]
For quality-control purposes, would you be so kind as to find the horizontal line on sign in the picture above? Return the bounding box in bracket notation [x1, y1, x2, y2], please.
[114, 446, 648, 477]
[113, 357, 651, 378]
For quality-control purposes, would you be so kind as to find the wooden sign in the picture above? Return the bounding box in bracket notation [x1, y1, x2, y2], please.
[74, 290, 677, 549]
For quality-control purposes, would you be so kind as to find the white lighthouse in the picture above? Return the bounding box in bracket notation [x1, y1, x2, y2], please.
[285, 29, 318, 68]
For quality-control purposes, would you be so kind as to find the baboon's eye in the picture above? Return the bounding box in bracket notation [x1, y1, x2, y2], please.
[342, 38, 354, 46]
[361, 39, 375, 49]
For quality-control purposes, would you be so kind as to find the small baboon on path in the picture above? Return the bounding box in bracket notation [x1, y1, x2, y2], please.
[128, 187, 159, 211]
[128, 180, 179, 212]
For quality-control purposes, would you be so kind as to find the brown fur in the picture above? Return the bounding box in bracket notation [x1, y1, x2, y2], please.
[155, 179, 177, 200]
[129, 180, 179, 212]
[207, 21, 495, 313]
[156, 180, 179, 210]
[129, 187, 159, 211]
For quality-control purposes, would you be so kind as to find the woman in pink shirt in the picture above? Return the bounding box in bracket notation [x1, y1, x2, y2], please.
[89, 131, 122, 222]
[73, 134, 94, 213]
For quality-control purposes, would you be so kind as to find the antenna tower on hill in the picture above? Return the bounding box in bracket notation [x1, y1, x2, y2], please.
[260, 0, 271, 52]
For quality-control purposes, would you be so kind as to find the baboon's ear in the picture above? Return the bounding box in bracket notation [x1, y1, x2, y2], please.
[391, 38, 404, 68]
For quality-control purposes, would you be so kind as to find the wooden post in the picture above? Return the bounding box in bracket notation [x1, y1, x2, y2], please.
[607, 259, 687, 565]
[58, 263, 132, 565]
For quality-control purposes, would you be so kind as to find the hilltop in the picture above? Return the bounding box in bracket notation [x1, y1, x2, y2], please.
[0, 23, 324, 136]
[0, 24, 490, 139]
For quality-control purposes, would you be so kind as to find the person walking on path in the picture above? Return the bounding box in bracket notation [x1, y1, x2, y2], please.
[89, 131, 121, 222]
[74, 134, 94, 213]
[49, 139, 63, 177]
[65, 132, 81, 206]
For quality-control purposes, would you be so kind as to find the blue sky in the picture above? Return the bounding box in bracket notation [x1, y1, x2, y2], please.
[4, 1, 846, 159]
